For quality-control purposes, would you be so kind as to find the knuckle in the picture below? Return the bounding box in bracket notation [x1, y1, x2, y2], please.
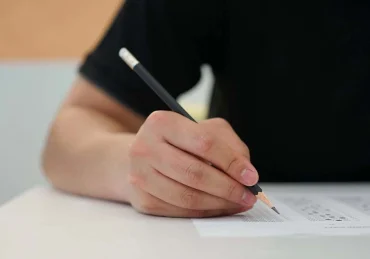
[184, 162, 204, 187]
[128, 141, 150, 159]
[244, 146, 250, 157]
[225, 182, 239, 200]
[195, 132, 214, 154]
[226, 156, 240, 174]
[146, 111, 170, 128]
[179, 188, 199, 209]
[211, 118, 231, 128]
[239, 143, 250, 158]
[127, 172, 145, 188]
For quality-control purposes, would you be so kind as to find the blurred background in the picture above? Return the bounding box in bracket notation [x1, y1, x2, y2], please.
[0, 0, 213, 204]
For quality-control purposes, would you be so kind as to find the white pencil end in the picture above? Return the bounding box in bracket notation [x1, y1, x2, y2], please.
[119, 48, 139, 69]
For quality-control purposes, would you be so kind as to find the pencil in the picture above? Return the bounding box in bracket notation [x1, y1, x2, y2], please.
[118, 48, 279, 215]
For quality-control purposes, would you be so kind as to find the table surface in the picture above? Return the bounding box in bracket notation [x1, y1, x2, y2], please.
[1, 184, 370, 259]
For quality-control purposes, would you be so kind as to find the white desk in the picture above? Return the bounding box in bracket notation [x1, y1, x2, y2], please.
[1, 185, 370, 259]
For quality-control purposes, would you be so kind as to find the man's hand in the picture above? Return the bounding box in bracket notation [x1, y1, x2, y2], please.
[127, 111, 259, 218]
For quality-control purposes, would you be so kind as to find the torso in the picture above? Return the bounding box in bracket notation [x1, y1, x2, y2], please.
[208, 1, 370, 182]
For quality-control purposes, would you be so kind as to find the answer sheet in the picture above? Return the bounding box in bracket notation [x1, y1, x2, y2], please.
[192, 190, 370, 237]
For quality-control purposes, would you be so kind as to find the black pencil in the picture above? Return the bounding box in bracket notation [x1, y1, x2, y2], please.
[118, 48, 279, 215]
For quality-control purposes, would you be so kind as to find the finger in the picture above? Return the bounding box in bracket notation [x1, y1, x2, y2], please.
[130, 186, 252, 218]
[149, 142, 256, 207]
[201, 119, 260, 183]
[146, 111, 258, 186]
[200, 118, 250, 159]
[129, 166, 245, 210]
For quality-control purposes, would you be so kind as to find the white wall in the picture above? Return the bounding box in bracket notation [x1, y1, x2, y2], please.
[0, 62, 212, 204]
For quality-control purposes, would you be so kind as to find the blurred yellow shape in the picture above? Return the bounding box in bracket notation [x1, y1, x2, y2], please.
[179, 102, 208, 121]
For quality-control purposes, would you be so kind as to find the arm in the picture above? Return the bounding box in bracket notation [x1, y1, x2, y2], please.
[41, 0, 202, 204]
[42, 76, 259, 218]
[40, 1, 256, 218]
[41, 77, 144, 203]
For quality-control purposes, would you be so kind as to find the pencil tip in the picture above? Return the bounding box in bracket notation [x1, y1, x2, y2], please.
[271, 207, 280, 215]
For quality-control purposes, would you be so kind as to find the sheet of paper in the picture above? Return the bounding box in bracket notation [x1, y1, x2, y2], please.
[192, 191, 370, 237]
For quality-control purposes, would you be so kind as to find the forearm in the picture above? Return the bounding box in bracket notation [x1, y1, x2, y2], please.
[42, 106, 136, 203]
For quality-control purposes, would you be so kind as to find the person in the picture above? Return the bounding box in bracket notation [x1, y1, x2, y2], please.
[42, 0, 370, 218]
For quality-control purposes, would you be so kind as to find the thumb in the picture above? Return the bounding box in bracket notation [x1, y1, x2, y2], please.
[200, 118, 251, 160]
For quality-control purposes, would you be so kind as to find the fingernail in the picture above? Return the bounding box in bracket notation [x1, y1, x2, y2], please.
[242, 191, 256, 206]
[241, 166, 258, 186]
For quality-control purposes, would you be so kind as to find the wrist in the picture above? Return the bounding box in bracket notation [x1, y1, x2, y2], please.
[95, 132, 136, 203]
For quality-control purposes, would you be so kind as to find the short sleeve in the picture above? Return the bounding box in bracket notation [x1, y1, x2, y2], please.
[78, 0, 218, 117]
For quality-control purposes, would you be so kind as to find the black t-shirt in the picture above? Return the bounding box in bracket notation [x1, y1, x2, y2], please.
[79, 0, 370, 182]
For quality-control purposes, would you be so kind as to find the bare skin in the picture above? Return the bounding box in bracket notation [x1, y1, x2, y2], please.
[42, 76, 259, 218]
